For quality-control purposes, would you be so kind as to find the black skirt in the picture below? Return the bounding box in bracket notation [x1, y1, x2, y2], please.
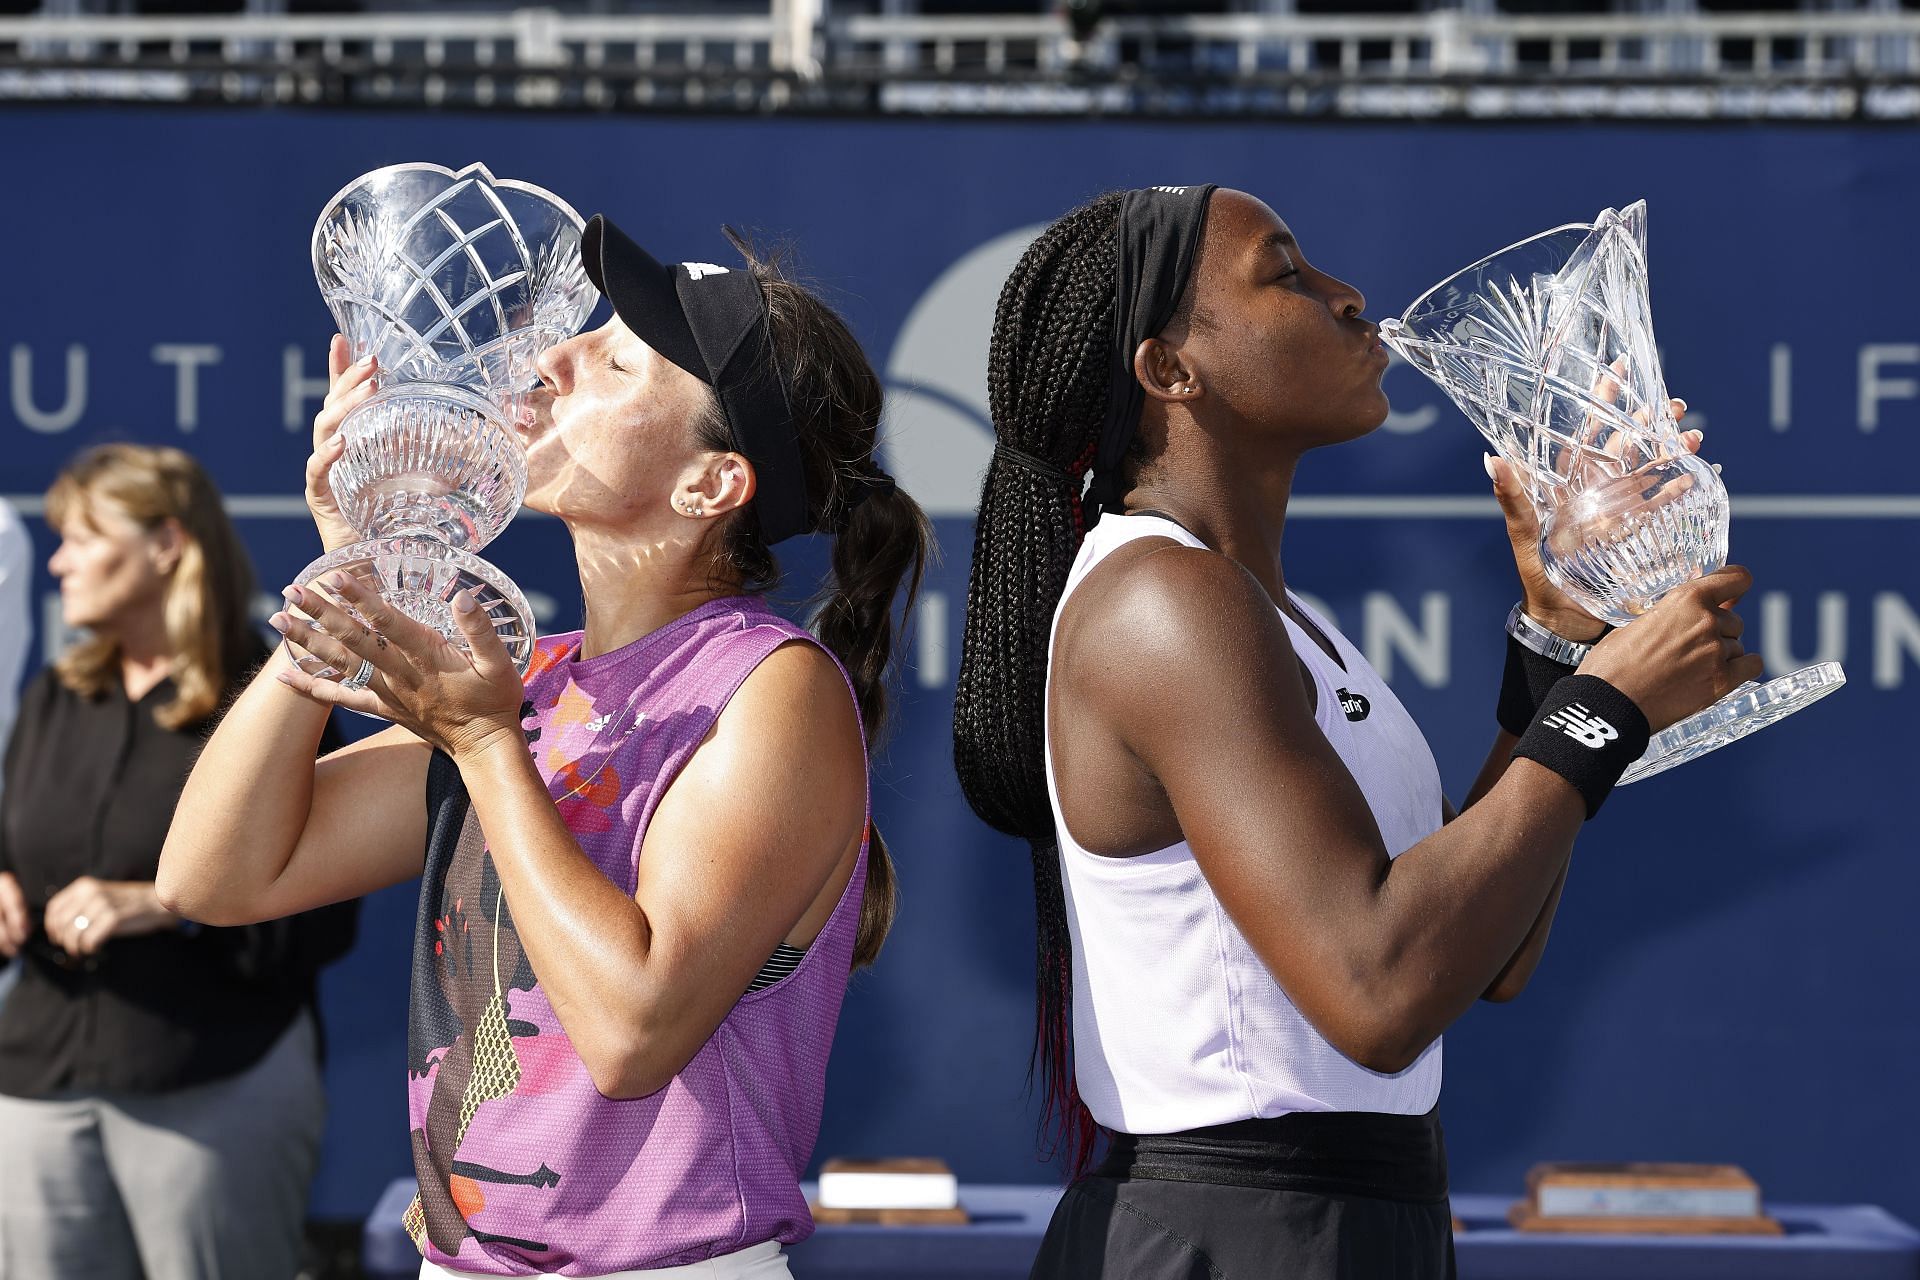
[1028, 1109, 1456, 1280]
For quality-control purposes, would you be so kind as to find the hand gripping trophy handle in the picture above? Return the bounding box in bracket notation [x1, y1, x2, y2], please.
[291, 162, 597, 708]
[1380, 201, 1844, 784]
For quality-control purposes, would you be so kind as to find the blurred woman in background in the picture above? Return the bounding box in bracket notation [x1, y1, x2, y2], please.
[161, 217, 930, 1278]
[0, 443, 357, 1280]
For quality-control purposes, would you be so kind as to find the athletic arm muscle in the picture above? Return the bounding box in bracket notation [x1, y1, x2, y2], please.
[1459, 730, 1568, 1002]
[453, 641, 866, 1099]
[1085, 546, 1583, 1073]
[159, 647, 430, 925]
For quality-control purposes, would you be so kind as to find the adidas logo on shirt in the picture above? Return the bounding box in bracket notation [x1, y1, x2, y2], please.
[1543, 702, 1619, 749]
[1150, 185, 1188, 195]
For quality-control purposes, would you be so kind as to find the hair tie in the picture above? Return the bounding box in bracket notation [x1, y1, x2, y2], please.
[849, 469, 896, 503]
[993, 442, 1076, 483]
[829, 467, 898, 532]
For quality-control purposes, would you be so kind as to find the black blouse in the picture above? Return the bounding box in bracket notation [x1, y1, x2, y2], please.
[0, 647, 359, 1097]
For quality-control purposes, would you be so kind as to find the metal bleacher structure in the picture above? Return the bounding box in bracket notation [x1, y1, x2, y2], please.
[4, 0, 1920, 118]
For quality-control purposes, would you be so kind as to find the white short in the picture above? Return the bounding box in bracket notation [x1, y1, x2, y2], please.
[419, 1238, 793, 1279]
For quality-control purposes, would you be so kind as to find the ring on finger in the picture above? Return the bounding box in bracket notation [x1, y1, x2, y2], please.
[73, 914, 90, 932]
[343, 658, 376, 691]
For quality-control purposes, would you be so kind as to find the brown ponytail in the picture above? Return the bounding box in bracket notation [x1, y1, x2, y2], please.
[695, 231, 935, 970]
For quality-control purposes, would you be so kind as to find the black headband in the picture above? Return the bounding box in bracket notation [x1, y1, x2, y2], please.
[1085, 183, 1218, 526]
[583, 214, 842, 545]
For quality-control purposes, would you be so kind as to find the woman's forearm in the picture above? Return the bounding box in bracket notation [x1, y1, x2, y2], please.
[1463, 728, 1520, 810]
[158, 647, 333, 920]
[1356, 761, 1583, 1061]
[1480, 860, 1569, 1002]
[1459, 729, 1572, 1001]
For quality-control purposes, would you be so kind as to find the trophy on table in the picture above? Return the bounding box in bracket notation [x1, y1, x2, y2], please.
[294, 161, 596, 689]
[1380, 201, 1844, 784]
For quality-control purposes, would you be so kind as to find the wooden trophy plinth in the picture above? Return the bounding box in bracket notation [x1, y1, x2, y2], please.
[810, 1158, 970, 1227]
[1508, 1162, 1782, 1235]
[810, 1206, 972, 1226]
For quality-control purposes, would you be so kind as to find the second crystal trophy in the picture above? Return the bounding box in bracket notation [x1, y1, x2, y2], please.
[296, 161, 595, 688]
[1380, 200, 1844, 784]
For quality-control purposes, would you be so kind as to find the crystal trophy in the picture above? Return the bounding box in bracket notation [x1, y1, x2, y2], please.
[1380, 201, 1844, 784]
[295, 161, 595, 689]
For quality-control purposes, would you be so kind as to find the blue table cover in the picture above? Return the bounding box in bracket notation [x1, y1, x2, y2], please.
[364, 1180, 1920, 1279]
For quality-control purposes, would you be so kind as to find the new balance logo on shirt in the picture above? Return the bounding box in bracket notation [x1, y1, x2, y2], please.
[1543, 703, 1619, 749]
[684, 263, 729, 280]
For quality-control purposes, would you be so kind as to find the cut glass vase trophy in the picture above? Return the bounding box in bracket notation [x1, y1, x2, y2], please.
[1380, 201, 1844, 784]
[295, 161, 595, 691]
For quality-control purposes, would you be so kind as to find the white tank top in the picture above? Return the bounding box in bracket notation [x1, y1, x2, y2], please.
[1044, 513, 1446, 1134]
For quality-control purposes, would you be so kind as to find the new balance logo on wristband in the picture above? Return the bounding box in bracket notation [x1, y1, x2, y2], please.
[1514, 675, 1647, 819]
[1543, 703, 1620, 749]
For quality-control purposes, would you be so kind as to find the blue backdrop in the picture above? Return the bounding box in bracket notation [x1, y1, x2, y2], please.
[4, 109, 1916, 1228]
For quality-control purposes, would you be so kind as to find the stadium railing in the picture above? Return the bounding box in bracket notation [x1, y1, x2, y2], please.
[3, 4, 1918, 116]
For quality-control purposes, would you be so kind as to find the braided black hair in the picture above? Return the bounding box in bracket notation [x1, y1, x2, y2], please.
[953, 192, 1127, 1173]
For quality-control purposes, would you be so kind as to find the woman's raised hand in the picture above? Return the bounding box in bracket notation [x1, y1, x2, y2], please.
[1487, 392, 1703, 642]
[269, 572, 526, 762]
[306, 334, 377, 554]
[1577, 564, 1763, 733]
[1486, 383, 1749, 733]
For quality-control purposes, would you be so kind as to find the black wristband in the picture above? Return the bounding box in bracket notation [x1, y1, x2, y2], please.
[1511, 675, 1652, 819]
[1496, 633, 1582, 737]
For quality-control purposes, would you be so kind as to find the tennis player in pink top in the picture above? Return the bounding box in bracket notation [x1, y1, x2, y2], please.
[161, 214, 931, 1279]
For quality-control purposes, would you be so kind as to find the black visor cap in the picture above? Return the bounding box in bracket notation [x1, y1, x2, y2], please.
[579, 213, 812, 544]
[580, 214, 708, 385]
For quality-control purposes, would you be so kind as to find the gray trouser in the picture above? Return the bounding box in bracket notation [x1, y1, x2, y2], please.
[0, 1010, 326, 1280]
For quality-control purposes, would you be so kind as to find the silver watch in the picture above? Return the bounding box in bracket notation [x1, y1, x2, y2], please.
[1506, 602, 1599, 666]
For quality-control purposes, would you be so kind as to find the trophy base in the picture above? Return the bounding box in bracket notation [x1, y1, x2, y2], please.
[1616, 661, 1846, 786]
[289, 536, 536, 715]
